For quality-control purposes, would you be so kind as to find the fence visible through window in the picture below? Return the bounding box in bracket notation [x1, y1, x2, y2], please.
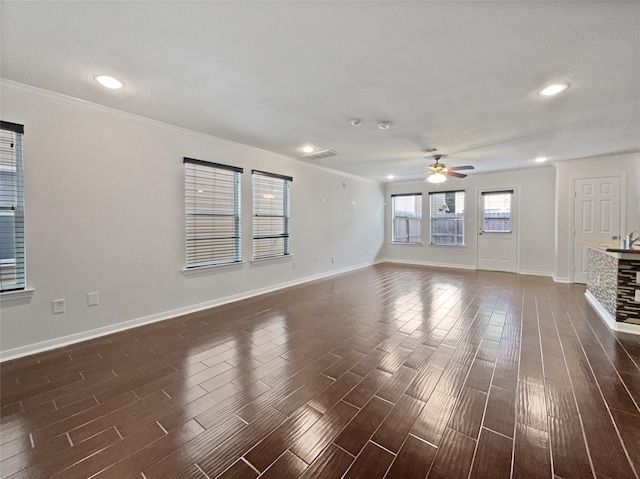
[482, 191, 512, 233]
[431, 213, 464, 245]
[393, 215, 421, 243]
[429, 190, 465, 246]
[392, 194, 422, 244]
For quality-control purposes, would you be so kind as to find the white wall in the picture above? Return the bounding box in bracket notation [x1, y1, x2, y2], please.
[554, 152, 640, 282]
[3, 80, 637, 359]
[382, 166, 557, 276]
[0, 83, 385, 358]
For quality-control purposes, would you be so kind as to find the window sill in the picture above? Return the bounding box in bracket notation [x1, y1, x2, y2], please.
[251, 255, 293, 265]
[182, 262, 244, 276]
[391, 242, 423, 246]
[0, 287, 35, 301]
[429, 243, 466, 247]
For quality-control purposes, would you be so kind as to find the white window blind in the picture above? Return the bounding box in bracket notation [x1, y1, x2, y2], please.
[0, 122, 25, 292]
[392, 194, 422, 243]
[184, 158, 242, 268]
[429, 190, 465, 246]
[252, 170, 291, 259]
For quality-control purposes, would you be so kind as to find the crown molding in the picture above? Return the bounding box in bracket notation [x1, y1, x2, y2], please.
[0, 79, 380, 185]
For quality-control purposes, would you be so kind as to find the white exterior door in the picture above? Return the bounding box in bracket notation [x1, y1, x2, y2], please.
[477, 189, 517, 273]
[573, 176, 621, 283]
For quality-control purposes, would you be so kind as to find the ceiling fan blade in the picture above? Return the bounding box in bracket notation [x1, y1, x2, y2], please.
[446, 171, 467, 178]
[447, 165, 474, 171]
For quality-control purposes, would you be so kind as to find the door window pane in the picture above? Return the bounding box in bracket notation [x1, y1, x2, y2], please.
[482, 192, 511, 232]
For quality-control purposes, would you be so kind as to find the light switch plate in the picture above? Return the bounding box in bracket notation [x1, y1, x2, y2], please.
[52, 299, 65, 314]
[88, 292, 99, 306]
[635, 290, 640, 303]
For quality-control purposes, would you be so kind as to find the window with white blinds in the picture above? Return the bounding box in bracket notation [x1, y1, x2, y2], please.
[391, 194, 422, 243]
[184, 158, 242, 268]
[0, 122, 25, 292]
[429, 190, 465, 246]
[252, 170, 291, 259]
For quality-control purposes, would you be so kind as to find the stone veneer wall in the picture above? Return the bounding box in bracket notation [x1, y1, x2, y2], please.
[617, 258, 640, 324]
[586, 247, 618, 318]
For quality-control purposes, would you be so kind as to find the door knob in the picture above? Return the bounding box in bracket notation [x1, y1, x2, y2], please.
[612, 235, 618, 240]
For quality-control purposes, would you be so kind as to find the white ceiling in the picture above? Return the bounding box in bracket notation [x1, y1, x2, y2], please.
[1, 1, 639, 182]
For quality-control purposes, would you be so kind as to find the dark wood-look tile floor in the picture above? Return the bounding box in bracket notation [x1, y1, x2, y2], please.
[1, 264, 640, 479]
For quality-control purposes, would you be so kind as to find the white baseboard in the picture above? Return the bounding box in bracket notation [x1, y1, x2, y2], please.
[382, 260, 555, 279]
[518, 270, 553, 278]
[585, 290, 640, 335]
[0, 261, 380, 362]
[552, 275, 571, 283]
[382, 258, 477, 270]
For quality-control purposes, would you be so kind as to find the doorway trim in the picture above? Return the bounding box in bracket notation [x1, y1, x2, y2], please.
[476, 186, 520, 273]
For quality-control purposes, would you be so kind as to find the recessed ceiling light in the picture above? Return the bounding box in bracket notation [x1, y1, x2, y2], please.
[538, 83, 568, 96]
[302, 146, 315, 153]
[94, 75, 124, 90]
[535, 157, 547, 163]
[387, 174, 395, 180]
[378, 122, 390, 130]
[350, 119, 362, 127]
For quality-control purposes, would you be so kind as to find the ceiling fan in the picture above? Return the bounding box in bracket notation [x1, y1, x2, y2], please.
[426, 155, 474, 183]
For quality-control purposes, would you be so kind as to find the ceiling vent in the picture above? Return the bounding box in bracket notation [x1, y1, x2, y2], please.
[300, 149, 337, 160]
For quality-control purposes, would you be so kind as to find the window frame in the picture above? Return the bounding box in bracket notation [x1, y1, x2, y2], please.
[391, 193, 423, 244]
[0, 121, 26, 292]
[429, 190, 466, 246]
[252, 170, 292, 260]
[183, 157, 243, 269]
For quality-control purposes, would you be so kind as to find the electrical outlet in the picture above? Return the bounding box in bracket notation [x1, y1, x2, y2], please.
[88, 292, 99, 306]
[52, 299, 65, 314]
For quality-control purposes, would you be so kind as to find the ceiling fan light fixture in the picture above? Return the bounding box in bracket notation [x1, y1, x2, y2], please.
[538, 83, 569, 96]
[426, 173, 447, 184]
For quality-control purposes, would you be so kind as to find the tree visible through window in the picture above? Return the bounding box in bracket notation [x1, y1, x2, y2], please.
[430, 190, 465, 245]
[392, 194, 422, 243]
